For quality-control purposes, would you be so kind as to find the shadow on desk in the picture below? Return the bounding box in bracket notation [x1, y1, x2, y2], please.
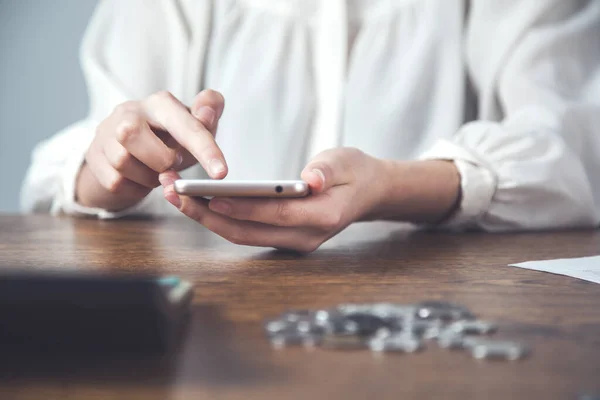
[0, 304, 285, 388]
[249, 225, 600, 269]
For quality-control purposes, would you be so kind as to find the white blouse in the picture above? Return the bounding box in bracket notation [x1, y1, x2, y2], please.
[21, 0, 600, 231]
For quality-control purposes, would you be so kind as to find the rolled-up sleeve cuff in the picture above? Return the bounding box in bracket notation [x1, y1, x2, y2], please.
[418, 139, 498, 229]
[51, 137, 151, 220]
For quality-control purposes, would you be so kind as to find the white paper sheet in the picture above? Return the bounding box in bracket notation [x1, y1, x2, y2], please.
[509, 256, 600, 284]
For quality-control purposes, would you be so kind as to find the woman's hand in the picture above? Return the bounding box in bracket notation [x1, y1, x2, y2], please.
[159, 147, 461, 253]
[76, 89, 227, 211]
[159, 148, 388, 252]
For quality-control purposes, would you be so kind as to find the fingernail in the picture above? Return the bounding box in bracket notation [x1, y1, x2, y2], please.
[175, 152, 183, 168]
[159, 174, 175, 187]
[194, 106, 216, 127]
[312, 169, 325, 185]
[209, 159, 226, 177]
[210, 199, 231, 215]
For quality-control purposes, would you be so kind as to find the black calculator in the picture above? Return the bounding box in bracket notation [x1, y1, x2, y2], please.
[0, 271, 193, 353]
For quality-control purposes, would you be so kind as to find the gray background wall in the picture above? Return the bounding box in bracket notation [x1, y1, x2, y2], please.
[0, 0, 97, 212]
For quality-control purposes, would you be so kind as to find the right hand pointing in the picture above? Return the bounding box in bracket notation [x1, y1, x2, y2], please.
[76, 89, 227, 211]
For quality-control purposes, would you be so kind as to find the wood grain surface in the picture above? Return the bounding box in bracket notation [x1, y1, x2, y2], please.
[0, 215, 599, 400]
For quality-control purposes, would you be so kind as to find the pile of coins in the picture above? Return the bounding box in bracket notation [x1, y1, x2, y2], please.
[264, 301, 530, 361]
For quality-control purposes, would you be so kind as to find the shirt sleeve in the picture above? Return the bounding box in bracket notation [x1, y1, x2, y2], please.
[420, 0, 600, 231]
[20, 0, 209, 218]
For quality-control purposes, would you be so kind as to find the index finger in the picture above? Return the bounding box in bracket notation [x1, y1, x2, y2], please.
[208, 195, 342, 230]
[143, 91, 227, 179]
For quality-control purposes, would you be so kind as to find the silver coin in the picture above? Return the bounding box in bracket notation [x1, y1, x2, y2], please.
[447, 320, 497, 335]
[369, 331, 422, 353]
[437, 331, 467, 349]
[265, 319, 289, 335]
[467, 339, 530, 360]
[415, 301, 474, 320]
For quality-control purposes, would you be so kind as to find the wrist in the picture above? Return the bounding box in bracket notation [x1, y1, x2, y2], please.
[369, 159, 461, 224]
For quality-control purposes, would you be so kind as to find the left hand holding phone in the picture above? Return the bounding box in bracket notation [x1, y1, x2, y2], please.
[159, 148, 387, 253]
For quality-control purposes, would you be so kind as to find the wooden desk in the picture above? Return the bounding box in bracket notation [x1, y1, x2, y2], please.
[0, 215, 599, 400]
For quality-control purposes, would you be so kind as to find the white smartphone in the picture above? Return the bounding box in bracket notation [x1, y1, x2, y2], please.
[173, 180, 310, 198]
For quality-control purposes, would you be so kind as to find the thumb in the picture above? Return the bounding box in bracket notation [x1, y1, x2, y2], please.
[158, 169, 181, 188]
[301, 148, 356, 194]
[190, 89, 225, 136]
[159, 170, 183, 208]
